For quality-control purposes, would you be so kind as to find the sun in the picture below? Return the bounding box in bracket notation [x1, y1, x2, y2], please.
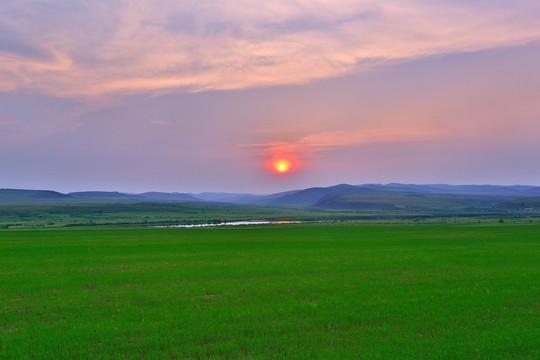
[272, 159, 292, 174]
[265, 156, 298, 175]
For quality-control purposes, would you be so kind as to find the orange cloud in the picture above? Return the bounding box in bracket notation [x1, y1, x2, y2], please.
[1, 1, 540, 97]
[240, 127, 449, 157]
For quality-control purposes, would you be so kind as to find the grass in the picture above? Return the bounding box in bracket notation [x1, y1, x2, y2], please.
[0, 202, 386, 228]
[1, 223, 538, 359]
[1, 202, 536, 229]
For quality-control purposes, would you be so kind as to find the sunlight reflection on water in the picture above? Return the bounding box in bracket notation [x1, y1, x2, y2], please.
[153, 221, 302, 228]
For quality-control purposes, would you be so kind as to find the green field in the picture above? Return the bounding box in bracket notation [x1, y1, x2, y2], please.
[1, 202, 536, 229]
[1, 224, 538, 359]
[0, 202, 394, 228]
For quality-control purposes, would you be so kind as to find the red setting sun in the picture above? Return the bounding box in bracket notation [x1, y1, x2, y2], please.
[275, 160, 290, 173]
[268, 158, 296, 174]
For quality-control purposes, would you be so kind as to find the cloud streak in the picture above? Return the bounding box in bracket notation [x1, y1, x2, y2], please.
[240, 127, 448, 158]
[1, 0, 540, 97]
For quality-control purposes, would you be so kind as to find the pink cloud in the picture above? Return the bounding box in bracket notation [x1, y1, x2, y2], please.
[1, 1, 540, 97]
[240, 127, 449, 157]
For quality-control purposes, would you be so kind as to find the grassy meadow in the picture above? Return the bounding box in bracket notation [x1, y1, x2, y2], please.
[0, 202, 390, 228]
[1, 223, 538, 359]
[1, 202, 536, 229]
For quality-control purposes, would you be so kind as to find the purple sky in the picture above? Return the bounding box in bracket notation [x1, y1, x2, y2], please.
[1, 1, 540, 193]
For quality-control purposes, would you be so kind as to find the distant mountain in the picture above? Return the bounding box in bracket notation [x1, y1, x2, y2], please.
[69, 191, 204, 202]
[0, 189, 71, 203]
[191, 190, 308, 204]
[383, 183, 536, 196]
[259, 184, 385, 206]
[186, 183, 540, 206]
[313, 192, 502, 212]
[235, 183, 538, 208]
[69, 191, 143, 200]
[520, 187, 540, 197]
[139, 192, 201, 201]
[360, 184, 431, 193]
[1, 183, 539, 208]
[192, 192, 267, 203]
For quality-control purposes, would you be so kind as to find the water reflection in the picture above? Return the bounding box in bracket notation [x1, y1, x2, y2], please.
[154, 220, 301, 228]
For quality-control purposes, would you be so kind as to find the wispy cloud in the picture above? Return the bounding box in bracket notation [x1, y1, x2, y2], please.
[1, 0, 540, 97]
[240, 127, 448, 157]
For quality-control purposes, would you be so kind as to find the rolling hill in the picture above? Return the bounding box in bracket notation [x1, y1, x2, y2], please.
[313, 192, 503, 212]
[212, 183, 538, 206]
[257, 184, 384, 206]
[138, 192, 201, 201]
[69, 191, 143, 200]
[382, 183, 536, 196]
[191, 192, 268, 203]
[0, 189, 71, 203]
[494, 197, 540, 211]
[1, 184, 539, 212]
[69, 191, 202, 202]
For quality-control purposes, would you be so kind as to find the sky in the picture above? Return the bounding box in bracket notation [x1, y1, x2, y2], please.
[1, 0, 540, 194]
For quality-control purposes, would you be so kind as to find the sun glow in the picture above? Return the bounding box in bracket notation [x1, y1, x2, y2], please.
[271, 159, 292, 174]
[264, 153, 300, 175]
